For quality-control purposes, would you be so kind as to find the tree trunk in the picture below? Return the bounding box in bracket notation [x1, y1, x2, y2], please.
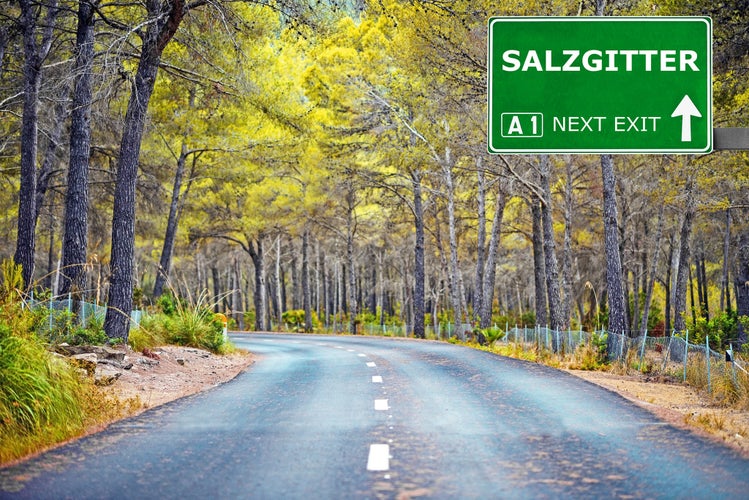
[302, 227, 312, 332]
[153, 143, 189, 297]
[673, 177, 696, 333]
[212, 266, 220, 312]
[444, 153, 463, 338]
[247, 238, 266, 332]
[721, 208, 732, 312]
[531, 200, 547, 326]
[540, 155, 564, 335]
[600, 153, 627, 353]
[640, 204, 665, 335]
[412, 171, 426, 338]
[275, 236, 283, 325]
[561, 159, 574, 330]
[60, 0, 95, 299]
[346, 186, 357, 334]
[35, 85, 69, 231]
[15, 0, 59, 289]
[664, 233, 674, 334]
[480, 186, 507, 328]
[474, 164, 486, 324]
[105, 0, 187, 341]
[735, 230, 749, 347]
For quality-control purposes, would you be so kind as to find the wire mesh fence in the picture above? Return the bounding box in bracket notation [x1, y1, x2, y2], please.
[503, 325, 747, 395]
[27, 294, 143, 330]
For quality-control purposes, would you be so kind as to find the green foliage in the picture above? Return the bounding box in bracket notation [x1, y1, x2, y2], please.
[482, 326, 505, 345]
[135, 307, 228, 354]
[282, 309, 306, 326]
[33, 308, 108, 346]
[156, 292, 178, 316]
[0, 262, 134, 463]
[0, 259, 24, 298]
[688, 310, 739, 349]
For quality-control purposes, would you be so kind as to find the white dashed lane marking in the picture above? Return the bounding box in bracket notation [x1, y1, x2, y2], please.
[372, 375, 383, 383]
[374, 399, 389, 411]
[366, 362, 376, 368]
[367, 444, 390, 471]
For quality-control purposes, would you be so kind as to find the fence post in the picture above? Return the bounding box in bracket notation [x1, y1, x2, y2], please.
[683, 330, 689, 383]
[619, 331, 625, 361]
[639, 330, 648, 371]
[706, 335, 711, 395]
[49, 294, 53, 332]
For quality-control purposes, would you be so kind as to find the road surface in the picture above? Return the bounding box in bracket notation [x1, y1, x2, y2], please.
[2, 333, 748, 498]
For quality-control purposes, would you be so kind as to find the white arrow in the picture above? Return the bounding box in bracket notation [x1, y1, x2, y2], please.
[671, 95, 702, 142]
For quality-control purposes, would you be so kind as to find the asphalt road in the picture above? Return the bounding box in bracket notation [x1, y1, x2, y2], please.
[2, 333, 749, 499]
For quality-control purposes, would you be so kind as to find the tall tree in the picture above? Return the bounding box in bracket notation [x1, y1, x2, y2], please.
[539, 155, 564, 333]
[14, 0, 59, 288]
[60, 0, 96, 299]
[105, 0, 194, 341]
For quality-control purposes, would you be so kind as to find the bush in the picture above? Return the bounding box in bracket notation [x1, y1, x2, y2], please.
[135, 307, 227, 354]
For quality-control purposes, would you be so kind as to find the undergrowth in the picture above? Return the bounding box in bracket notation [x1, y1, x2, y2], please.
[0, 261, 138, 465]
[129, 290, 231, 354]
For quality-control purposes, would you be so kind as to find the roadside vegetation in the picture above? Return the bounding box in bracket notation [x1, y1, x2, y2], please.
[456, 323, 749, 413]
[0, 262, 234, 465]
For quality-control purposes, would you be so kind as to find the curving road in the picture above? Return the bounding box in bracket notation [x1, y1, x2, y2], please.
[2, 333, 749, 499]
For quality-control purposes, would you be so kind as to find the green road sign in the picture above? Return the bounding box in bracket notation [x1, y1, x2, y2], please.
[487, 17, 712, 154]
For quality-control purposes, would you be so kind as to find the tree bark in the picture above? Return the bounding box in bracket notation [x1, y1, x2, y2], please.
[153, 143, 191, 298]
[721, 208, 732, 312]
[531, 200, 547, 326]
[412, 171, 426, 338]
[443, 152, 464, 338]
[15, 0, 59, 289]
[673, 177, 696, 333]
[735, 230, 749, 347]
[540, 155, 564, 335]
[346, 186, 357, 334]
[561, 159, 574, 330]
[60, 0, 96, 299]
[480, 186, 507, 328]
[105, 0, 187, 341]
[302, 227, 312, 332]
[640, 204, 665, 335]
[474, 165, 486, 324]
[246, 237, 266, 331]
[35, 85, 69, 231]
[601, 153, 627, 353]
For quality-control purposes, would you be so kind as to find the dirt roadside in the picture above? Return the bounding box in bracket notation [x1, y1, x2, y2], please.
[103, 345, 748, 459]
[569, 369, 749, 458]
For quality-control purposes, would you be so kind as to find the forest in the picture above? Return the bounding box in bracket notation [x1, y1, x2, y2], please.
[1, 0, 748, 355]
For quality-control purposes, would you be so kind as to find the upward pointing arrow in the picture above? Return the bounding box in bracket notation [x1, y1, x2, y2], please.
[671, 95, 702, 142]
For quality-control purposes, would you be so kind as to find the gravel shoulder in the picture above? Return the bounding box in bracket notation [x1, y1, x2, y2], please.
[107, 345, 254, 412]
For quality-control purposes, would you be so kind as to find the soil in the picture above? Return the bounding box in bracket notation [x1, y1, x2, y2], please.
[104, 345, 749, 459]
[106, 345, 254, 412]
[568, 369, 749, 458]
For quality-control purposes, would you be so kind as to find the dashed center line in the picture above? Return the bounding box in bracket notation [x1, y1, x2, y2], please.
[367, 444, 390, 471]
[374, 399, 389, 411]
[372, 375, 383, 383]
[366, 362, 377, 368]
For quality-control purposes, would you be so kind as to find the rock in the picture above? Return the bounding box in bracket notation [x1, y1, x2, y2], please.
[137, 358, 159, 366]
[95, 367, 121, 386]
[70, 354, 98, 376]
[176, 358, 185, 366]
[55, 344, 126, 363]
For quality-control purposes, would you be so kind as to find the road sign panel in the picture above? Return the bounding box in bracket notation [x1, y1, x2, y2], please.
[487, 17, 712, 154]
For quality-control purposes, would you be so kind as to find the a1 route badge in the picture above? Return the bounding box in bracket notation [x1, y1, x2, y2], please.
[487, 17, 712, 154]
